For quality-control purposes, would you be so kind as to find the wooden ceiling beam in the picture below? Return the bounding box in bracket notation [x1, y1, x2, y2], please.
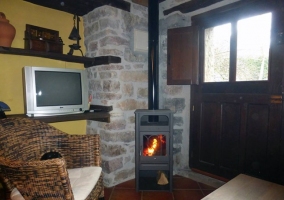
[163, 0, 224, 16]
[24, 0, 131, 16]
[132, 0, 148, 7]
[131, 0, 166, 7]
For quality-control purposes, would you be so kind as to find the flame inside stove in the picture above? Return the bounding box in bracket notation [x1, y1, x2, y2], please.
[143, 134, 165, 156]
[147, 138, 157, 156]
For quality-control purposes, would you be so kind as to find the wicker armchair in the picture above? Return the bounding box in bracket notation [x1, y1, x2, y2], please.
[0, 117, 104, 200]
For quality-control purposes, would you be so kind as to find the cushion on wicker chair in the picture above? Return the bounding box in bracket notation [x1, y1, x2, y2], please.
[10, 166, 102, 200]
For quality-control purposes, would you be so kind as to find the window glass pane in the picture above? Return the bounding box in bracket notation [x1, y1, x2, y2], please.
[204, 23, 231, 82]
[236, 13, 271, 81]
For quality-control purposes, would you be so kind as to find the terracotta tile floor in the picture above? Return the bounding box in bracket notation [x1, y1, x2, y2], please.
[104, 175, 218, 200]
[0, 176, 218, 200]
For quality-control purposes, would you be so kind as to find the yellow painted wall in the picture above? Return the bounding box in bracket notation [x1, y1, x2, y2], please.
[0, 0, 87, 134]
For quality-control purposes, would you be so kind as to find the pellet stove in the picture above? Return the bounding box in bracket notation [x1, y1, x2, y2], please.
[135, 109, 173, 191]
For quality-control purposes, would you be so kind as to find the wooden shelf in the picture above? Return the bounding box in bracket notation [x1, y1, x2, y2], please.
[7, 112, 110, 123]
[0, 46, 121, 68]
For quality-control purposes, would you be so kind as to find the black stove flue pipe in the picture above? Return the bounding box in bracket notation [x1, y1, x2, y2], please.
[148, 0, 159, 110]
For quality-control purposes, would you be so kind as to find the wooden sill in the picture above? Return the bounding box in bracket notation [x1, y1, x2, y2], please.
[191, 168, 230, 183]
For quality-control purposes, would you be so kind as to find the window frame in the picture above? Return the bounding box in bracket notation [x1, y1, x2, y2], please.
[192, 0, 276, 85]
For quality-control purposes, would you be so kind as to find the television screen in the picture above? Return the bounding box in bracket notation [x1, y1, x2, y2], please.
[35, 71, 82, 106]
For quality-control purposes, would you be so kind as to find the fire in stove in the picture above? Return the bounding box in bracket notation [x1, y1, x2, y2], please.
[143, 134, 166, 157]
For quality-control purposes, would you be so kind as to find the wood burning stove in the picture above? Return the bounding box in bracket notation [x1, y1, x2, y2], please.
[135, 109, 173, 191]
[134, 0, 173, 192]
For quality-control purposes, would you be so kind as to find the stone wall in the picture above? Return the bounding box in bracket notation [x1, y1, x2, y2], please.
[83, 0, 240, 188]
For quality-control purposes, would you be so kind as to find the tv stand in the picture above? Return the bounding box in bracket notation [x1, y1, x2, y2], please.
[7, 105, 112, 123]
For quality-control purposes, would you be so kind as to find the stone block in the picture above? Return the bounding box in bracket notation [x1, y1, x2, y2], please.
[122, 83, 134, 97]
[173, 129, 183, 144]
[103, 80, 120, 92]
[84, 22, 99, 37]
[100, 36, 129, 47]
[164, 98, 186, 113]
[99, 64, 124, 71]
[173, 146, 181, 155]
[99, 18, 119, 30]
[117, 99, 147, 111]
[101, 143, 127, 157]
[86, 6, 118, 23]
[174, 116, 184, 126]
[89, 80, 102, 91]
[104, 118, 126, 130]
[88, 41, 98, 51]
[133, 63, 144, 69]
[114, 167, 135, 182]
[121, 12, 147, 33]
[102, 157, 123, 173]
[99, 71, 118, 79]
[98, 48, 123, 56]
[137, 88, 148, 99]
[162, 85, 183, 96]
[119, 70, 148, 82]
[95, 92, 122, 100]
[124, 48, 147, 62]
[100, 130, 135, 143]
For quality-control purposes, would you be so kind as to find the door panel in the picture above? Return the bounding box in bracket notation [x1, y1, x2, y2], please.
[244, 104, 269, 178]
[199, 102, 219, 167]
[219, 103, 241, 175]
[191, 92, 284, 183]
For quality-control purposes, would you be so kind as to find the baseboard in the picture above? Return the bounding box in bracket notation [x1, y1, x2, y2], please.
[191, 168, 230, 183]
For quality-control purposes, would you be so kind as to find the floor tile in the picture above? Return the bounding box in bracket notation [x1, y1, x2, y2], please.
[173, 176, 200, 189]
[198, 182, 217, 190]
[0, 189, 5, 200]
[143, 191, 174, 200]
[202, 189, 215, 197]
[173, 189, 205, 200]
[104, 187, 114, 200]
[111, 188, 141, 200]
[115, 179, 136, 189]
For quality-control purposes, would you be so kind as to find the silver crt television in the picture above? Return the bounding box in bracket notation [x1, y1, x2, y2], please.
[23, 66, 89, 117]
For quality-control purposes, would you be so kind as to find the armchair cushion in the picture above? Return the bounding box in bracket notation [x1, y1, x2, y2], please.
[10, 166, 102, 200]
[69, 167, 102, 200]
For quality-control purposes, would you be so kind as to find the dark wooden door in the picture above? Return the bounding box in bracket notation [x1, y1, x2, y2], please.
[189, 4, 284, 184]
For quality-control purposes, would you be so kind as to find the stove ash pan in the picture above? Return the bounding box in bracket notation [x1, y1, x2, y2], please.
[135, 109, 173, 192]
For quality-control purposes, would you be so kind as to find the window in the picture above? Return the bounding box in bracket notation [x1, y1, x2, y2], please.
[203, 12, 272, 83]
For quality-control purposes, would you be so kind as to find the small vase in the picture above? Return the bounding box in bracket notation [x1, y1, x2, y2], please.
[0, 12, 16, 47]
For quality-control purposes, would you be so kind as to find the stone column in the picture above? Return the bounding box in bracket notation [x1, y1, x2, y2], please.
[83, 4, 149, 187]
